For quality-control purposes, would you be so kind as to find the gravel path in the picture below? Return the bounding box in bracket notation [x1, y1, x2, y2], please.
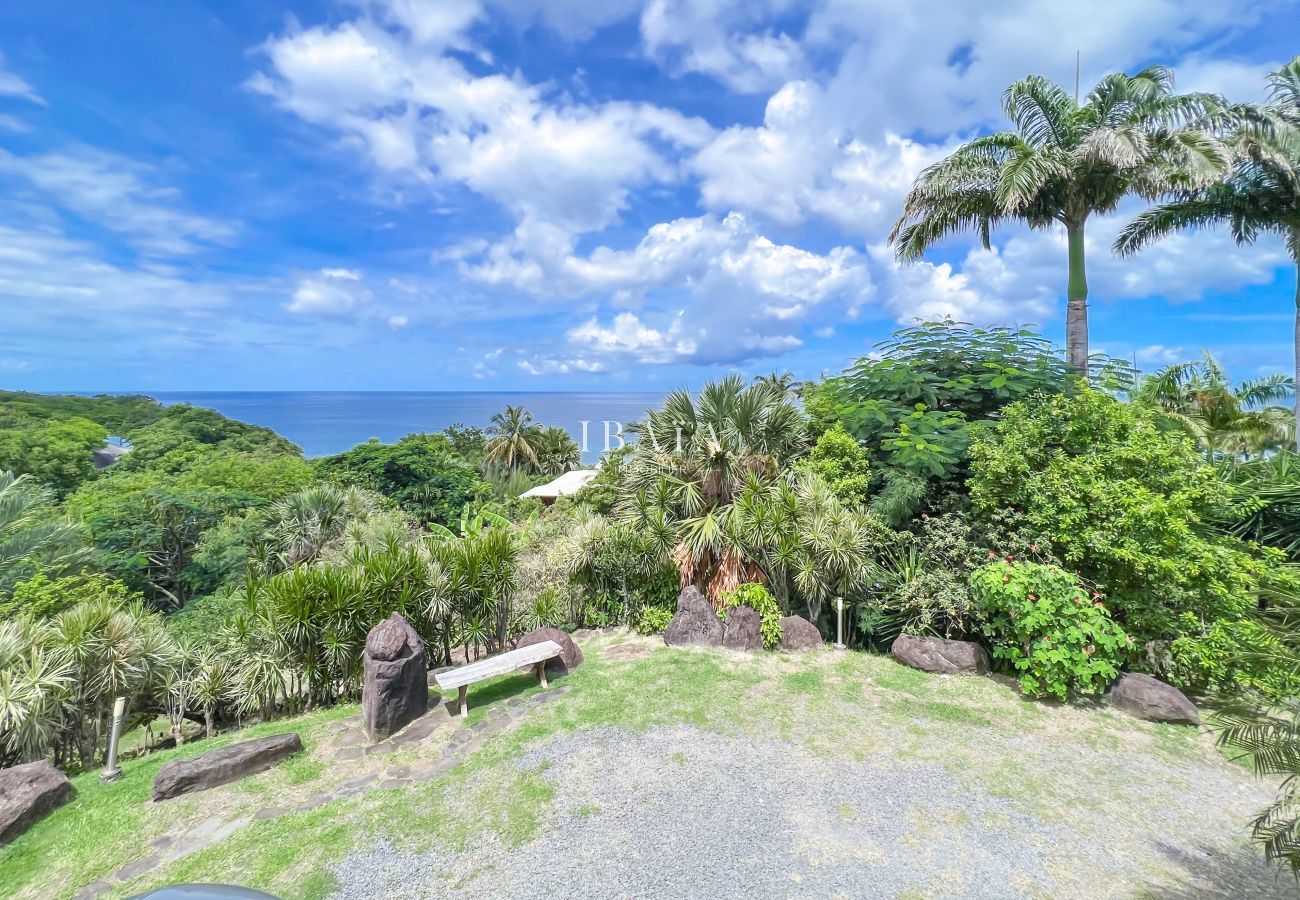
[330, 723, 1296, 899]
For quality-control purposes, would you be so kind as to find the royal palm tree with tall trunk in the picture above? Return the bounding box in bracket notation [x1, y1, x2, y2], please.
[1117, 58, 1300, 447]
[891, 67, 1230, 375]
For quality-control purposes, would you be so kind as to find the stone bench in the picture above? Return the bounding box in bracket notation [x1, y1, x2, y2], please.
[434, 640, 563, 717]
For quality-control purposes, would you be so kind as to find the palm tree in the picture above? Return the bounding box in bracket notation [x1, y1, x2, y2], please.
[536, 426, 581, 476]
[753, 371, 799, 399]
[0, 471, 87, 596]
[621, 375, 807, 601]
[1116, 58, 1300, 446]
[891, 67, 1230, 375]
[1135, 352, 1294, 458]
[485, 406, 543, 472]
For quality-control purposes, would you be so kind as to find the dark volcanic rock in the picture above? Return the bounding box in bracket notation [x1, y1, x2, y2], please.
[722, 605, 763, 651]
[1108, 672, 1201, 725]
[152, 733, 302, 801]
[890, 633, 990, 675]
[0, 760, 71, 843]
[363, 612, 428, 743]
[777, 615, 822, 651]
[663, 586, 724, 647]
[517, 626, 584, 674]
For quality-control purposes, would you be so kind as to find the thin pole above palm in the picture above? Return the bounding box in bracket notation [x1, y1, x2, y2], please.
[485, 405, 543, 472]
[1116, 58, 1300, 447]
[891, 67, 1229, 374]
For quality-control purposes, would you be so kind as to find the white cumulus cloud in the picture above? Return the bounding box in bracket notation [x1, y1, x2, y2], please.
[288, 268, 372, 316]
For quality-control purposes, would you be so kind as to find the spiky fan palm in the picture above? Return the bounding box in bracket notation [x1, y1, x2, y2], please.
[892, 67, 1230, 374]
[1117, 57, 1300, 448]
[620, 376, 807, 601]
[536, 426, 581, 476]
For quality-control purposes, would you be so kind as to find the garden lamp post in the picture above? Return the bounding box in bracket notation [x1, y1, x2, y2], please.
[834, 597, 846, 651]
[101, 696, 126, 783]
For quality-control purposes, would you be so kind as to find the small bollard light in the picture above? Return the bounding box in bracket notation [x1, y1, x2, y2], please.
[100, 696, 126, 783]
[833, 597, 847, 651]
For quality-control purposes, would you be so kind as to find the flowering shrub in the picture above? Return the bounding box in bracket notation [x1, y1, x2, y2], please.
[971, 560, 1130, 700]
[717, 583, 783, 649]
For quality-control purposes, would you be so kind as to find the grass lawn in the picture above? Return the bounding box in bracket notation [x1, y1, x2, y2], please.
[1, 632, 1285, 899]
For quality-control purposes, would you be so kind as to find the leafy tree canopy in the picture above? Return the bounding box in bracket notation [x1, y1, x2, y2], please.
[315, 432, 488, 527]
[0, 417, 106, 496]
[809, 321, 1075, 523]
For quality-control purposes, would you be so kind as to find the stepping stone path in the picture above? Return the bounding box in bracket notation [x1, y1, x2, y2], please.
[76, 683, 573, 898]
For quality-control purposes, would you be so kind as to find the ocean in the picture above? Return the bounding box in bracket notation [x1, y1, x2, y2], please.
[145, 391, 666, 460]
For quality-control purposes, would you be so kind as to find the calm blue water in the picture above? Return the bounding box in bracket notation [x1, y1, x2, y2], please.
[145, 392, 666, 460]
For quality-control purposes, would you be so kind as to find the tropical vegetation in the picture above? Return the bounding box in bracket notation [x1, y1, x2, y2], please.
[6, 54, 1300, 883]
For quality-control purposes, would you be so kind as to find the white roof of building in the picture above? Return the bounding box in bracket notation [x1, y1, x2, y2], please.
[520, 469, 598, 498]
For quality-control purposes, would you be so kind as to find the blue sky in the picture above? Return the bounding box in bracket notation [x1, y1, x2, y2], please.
[1, 0, 1298, 391]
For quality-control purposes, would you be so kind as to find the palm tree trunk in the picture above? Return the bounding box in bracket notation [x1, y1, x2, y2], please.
[1294, 256, 1299, 453]
[1066, 221, 1090, 377]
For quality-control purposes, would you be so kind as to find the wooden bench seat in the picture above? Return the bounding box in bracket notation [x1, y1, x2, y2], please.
[434, 639, 563, 717]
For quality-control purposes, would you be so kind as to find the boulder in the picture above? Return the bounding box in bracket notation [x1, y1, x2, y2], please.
[722, 605, 763, 651]
[778, 615, 822, 652]
[516, 626, 584, 675]
[152, 733, 302, 801]
[891, 633, 990, 675]
[0, 760, 71, 843]
[663, 586, 724, 647]
[1108, 672, 1200, 726]
[363, 613, 428, 743]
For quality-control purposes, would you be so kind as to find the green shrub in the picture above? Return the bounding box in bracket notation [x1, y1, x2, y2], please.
[2, 572, 142, 621]
[968, 388, 1286, 691]
[717, 583, 783, 649]
[971, 560, 1130, 700]
[1170, 614, 1300, 699]
[635, 605, 674, 635]
[795, 423, 871, 505]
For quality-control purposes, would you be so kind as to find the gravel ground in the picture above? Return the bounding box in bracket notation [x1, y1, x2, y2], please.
[330, 723, 1297, 899]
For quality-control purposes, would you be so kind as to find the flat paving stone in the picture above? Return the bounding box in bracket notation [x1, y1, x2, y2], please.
[337, 774, 377, 791]
[295, 794, 329, 812]
[391, 717, 438, 745]
[333, 747, 364, 761]
[74, 880, 111, 899]
[113, 853, 161, 881]
[335, 729, 366, 748]
[254, 805, 289, 821]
